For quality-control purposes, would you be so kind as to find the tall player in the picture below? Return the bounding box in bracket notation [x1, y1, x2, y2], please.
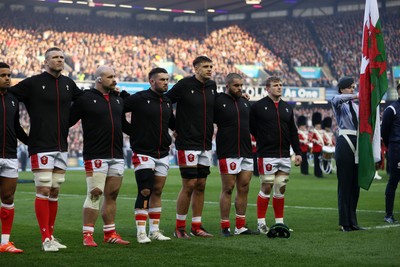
[166, 56, 216, 238]
[9, 47, 83, 252]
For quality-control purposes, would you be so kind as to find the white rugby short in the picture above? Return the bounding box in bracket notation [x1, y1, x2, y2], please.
[0, 158, 18, 178]
[177, 150, 212, 167]
[257, 157, 291, 175]
[84, 158, 124, 177]
[30, 151, 68, 171]
[218, 157, 253, 175]
[132, 153, 169, 177]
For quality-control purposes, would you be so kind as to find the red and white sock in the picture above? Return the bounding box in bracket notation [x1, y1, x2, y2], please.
[235, 214, 246, 229]
[35, 194, 50, 242]
[1, 203, 14, 245]
[220, 219, 230, 230]
[273, 194, 285, 224]
[191, 216, 202, 231]
[48, 197, 58, 237]
[176, 214, 187, 229]
[149, 207, 161, 233]
[135, 209, 148, 233]
[257, 191, 270, 225]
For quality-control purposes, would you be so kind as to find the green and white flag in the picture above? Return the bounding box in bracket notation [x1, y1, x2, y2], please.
[358, 0, 388, 190]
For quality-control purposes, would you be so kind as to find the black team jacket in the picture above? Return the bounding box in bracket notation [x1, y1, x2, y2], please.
[69, 88, 125, 160]
[166, 75, 217, 151]
[214, 93, 252, 159]
[250, 96, 301, 158]
[9, 72, 82, 155]
[0, 91, 29, 158]
[123, 89, 175, 159]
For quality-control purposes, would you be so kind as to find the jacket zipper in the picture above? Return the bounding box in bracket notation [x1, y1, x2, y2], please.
[1, 95, 5, 158]
[107, 98, 115, 158]
[56, 79, 61, 150]
[234, 100, 241, 157]
[158, 97, 163, 159]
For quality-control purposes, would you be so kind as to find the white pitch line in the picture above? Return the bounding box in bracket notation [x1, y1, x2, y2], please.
[16, 191, 386, 214]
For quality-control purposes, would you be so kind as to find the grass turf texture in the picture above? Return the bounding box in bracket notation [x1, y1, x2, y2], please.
[1, 167, 398, 266]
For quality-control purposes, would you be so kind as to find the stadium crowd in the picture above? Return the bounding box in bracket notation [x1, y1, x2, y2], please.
[0, 8, 399, 159]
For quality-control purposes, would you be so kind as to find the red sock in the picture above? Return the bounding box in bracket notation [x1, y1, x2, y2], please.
[220, 219, 230, 229]
[176, 219, 186, 229]
[273, 196, 285, 220]
[35, 196, 50, 242]
[191, 221, 201, 231]
[48, 199, 58, 236]
[257, 193, 269, 219]
[1, 205, 14, 235]
[235, 215, 246, 229]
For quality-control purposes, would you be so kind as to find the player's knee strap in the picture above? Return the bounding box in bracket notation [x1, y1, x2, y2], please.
[135, 169, 154, 209]
[51, 173, 66, 188]
[34, 172, 53, 187]
[198, 166, 210, 178]
[83, 172, 107, 210]
[273, 175, 289, 196]
[259, 174, 275, 184]
[179, 167, 198, 179]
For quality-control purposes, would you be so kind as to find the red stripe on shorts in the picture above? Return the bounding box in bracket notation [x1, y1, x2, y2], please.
[84, 160, 93, 174]
[219, 159, 228, 174]
[31, 154, 39, 170]
[177, 150, 186, 166]
[132, 153, 141, 168]
[258, 158, 264, 175]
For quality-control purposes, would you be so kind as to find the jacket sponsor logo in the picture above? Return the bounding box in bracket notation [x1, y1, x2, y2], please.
[229, 162, 237, 171]
[94, 160, 102, 168]
[66, 85, 69, 90]
[223, 104, 226, 107]
[212, 90, 214, 94]
[244, 103, 248, 107]
[11, 101, 15, 107]
[286, 108, 289, 112]
[191, 90, 194, 94]
[93, 100, 96, 103]
[41, 156, 48, 165]
[42, 85, 45, 90]
[187, 154, 195, 162]
[264, 107, 268, 110]
[167, 103, 170, 108]
[147, 100, 150, 104]
[265, 163, 272, 172]
[141, 156, 148, 162]
[116, 99, 120, 104]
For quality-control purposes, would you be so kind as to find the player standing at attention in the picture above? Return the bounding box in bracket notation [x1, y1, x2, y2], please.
[214, 73, 258, 236]
[123, 67, 175, 243]
[70, 65, 130, 247]
[9, 47, 83, 252]
[0, 62, 28, 253]
[250, 76, 302, 235]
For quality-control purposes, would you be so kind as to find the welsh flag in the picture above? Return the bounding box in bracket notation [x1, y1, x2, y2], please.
[358, 0, 388, 190]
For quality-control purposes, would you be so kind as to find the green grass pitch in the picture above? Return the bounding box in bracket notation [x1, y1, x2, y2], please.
[1, 167, 398, 266]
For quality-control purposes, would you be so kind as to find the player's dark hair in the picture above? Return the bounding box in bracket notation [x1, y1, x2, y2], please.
[148, 67, 168, 80]
[193, 56, 212, 67]
[0, 62, 10, 69]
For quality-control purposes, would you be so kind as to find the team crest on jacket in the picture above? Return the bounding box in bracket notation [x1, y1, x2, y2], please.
[66, 85, 69, 90]
[40, 156, 48, 165]
[265, 163, 272, 172]
[141, 156, 148, 162]
[230, 162, 237, 171]
[187, 154, 195, 162]
[94, 160, 102, 168]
